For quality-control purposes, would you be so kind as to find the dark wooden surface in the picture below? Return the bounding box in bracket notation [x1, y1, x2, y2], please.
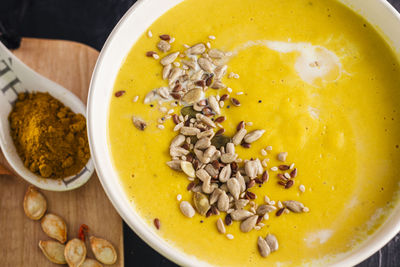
[1, 0, 400, 266]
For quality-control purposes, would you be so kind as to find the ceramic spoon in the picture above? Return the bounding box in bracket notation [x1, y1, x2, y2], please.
[0, 41, 94, 191]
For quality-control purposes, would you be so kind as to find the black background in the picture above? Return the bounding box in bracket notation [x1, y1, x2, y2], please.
[1, 0, 400, 266]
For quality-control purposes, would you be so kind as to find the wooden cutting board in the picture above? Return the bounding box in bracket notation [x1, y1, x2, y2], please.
[0, 38, 124, 266]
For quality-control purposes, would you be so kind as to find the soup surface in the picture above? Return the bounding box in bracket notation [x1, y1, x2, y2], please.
[108, 0, 400, 265]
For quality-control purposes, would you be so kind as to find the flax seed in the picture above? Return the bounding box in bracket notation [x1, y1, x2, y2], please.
[115, 90, 126, 97]
[279, 165, 290, 171]
[187, 182, 195, 191]
[225, 214, 233, 226]
[260, 149, 267, 156]
[154, 218, 161, 230]
[285, 180, 294, 189]
[159, 34, 171, 41]
[276, 208, 285, 217]
[290, 168, 297, 178]
[215, 116, 225, 123]
[299, 184, 305, 192]
[231, 98, 241, 106]
[241, 142, 251, 148]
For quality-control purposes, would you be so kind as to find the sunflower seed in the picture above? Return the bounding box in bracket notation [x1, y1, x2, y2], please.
[132, 116, 147, 131]
[208, 95, 220, 115]
[256, 205, 276, 216]
[194, 137, 211, 150]
[210, 188, 222, 205]
[168, 67, 184, 85]
[41, 214, 67, 243]
[227, 178, 241, 200]
[182, 88, 203, 104]
[257, 236, 271, 257]
[216, 218, 226, 234]
[218, 164, 231, 182]
[236, 172, 246, 192]
[244, 160, 258, 179]
[230, 209, 254, 221]
[265, 234, 279, 252]
[196, 113, 216, 128]
[198, 58, 214, 73]
[23, 186, 47, 220]
[217, 191, 229, 212]
[38, 240, 66, 264]
[161, 52, 179, 65]
[211, 80, 225, 89]
[232, 128, 247, 145]
[235, 199, 249, 210]
[180, 201, 195, 218]
[283, 200, 305, 213]
[240, 215, 258, 232]
[166, 160, 182, 171]
[157, 40, 171, 52]
[90, 236, 117, 265]
[220, 153, 237, 164]
[182, 59, 196, 69]
[208, 49, 225, 59]
[170, 134, 185, 147]
[187, 43, 206, 55]
[180, 126, 200, 136]
[244, 130, 265, 143]
[64, 238, 86, 267]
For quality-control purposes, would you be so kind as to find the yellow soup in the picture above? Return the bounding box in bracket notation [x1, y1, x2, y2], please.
[108, 0, 400, 265]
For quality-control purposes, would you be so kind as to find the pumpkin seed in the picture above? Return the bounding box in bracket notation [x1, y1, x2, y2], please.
[180, 106, 198, 118]
[180, 201, 195, 218]
[230, 209, 254, 221]
[90, 236, 117, 265]
[216, 218, 226, 234]
[211, 135, 230, 149]
[81, 258, 104, 267]
[180, 161, 195, 177]
[265, 234, 279, 252]
[41, 213, 67, 243]
[257, 236, 271, 257]
[23, 186, 47, 220]
[38, 240, 66, 264]
[282, 200, 305, 213]
[64, 238, 86, 267]
[240, 215, 258, 232]
[193, 192, 210, 216]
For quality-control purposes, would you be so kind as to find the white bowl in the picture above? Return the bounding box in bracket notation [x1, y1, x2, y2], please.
[87, 0, 400, 265]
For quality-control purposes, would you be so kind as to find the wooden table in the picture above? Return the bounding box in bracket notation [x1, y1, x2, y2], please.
[0, 38, 123, 266]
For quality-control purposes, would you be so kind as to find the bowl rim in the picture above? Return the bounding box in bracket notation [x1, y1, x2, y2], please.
[87, 0, 400, 266]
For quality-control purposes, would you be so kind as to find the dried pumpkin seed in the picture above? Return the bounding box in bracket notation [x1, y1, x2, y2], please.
[38, 240, 66, 264]
[180, 106, 198, 118]
[23, 186, 47, 220]
[193, 192, 210, 216]
[81, 258, 104, 267]
[211, 135, 230, 149]
[41, 213, 67, 243]
[90, 236, 117, 265]
[64, 238, 86, 267]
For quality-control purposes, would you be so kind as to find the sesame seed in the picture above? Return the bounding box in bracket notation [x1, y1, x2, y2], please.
[233, 73, 240, 79]
[133, 95, 139, 102]
[284, 209, 290, 214]
[254, 226, 261, 231]
[187, 177, 195, 181]
[183, 44, 190, 48]
[159, 107, 167, 113]
[208, 35, 216, 40]
[168, 109, 174, 114]
[158, 118, 165, 124]
[266, 146, 272, 151]
[153, 53, 159, 59]
[284, 172, 291, 179]
[303, 207, 310, 212]
[179, 115, 184, 122]
[206, 42, 211, 48]
[277, 201, 283, 209]
[226, 234, 234, 240]
[216, 95, 220, 101]
[157, 124, 165, 130]
[219, 101, 224, 108]
[177, 194, 182, 201]
[165, 115, 171, 119]
[246, 121, 253, 126]
[263, 213, 269, 220]
[147, 30, 153, 38]
[169, 37, 175, 43]
[299, 184, 306, 192]
[170, 102, 177, 107]
[264, 195, 270, 203]
[290, 163, 295, 169]
[228, 72, 235, 78]
[227, 87, 233, 93]
[236, 91, 244, 95]
[260, 149, 267, 156]
[270, 166, 278, 171]
[262, 158, 268, 167]
[173, 62, 180, 67]
[269, 200, 276, 205]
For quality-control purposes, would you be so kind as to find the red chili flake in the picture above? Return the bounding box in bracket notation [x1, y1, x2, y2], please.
[220, 94, 229, 101]
[146, 51, 157, 57]
[262, 171, 269, 182]
[114, 90, 126, 97]
[290, 168, 297, 178]
[276, 208, 285, 217]
[285, 179, 294, 189]
[241, 142, 251, 148]
[215, 128, 225, 136]
[225, 214, 233, 226]
[159, 34, 171, 41]
[214, 116, 226, 123]
[154, 218, 161, 230]
[78, 224, 89, 241]
[236, 121, 245, 131]
[278, 165, 290, 171]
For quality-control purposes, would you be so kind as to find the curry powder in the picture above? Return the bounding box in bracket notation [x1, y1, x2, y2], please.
[8, 92, 90, 178]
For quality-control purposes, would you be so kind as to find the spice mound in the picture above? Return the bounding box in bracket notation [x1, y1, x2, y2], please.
[9, 92, 90, 178]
